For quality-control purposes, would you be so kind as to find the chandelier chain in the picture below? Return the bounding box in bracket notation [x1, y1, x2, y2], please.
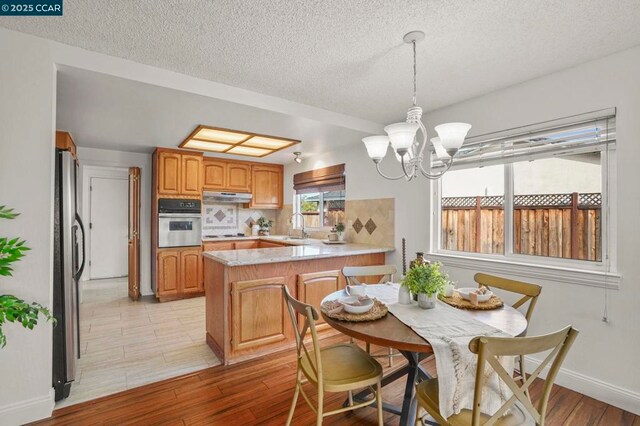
[412, 40, 417, 106]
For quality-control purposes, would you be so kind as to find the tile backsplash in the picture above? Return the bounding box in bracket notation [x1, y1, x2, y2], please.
[202, 202, 276, 237]
[275, 198, 395, 247]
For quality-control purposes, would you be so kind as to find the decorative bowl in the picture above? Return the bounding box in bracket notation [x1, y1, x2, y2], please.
[457, 287, 493, 303]
[339, 296, 374, 314]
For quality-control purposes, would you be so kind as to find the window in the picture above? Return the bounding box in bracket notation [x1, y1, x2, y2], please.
[433, 111, 615, 270]
[297, 190, 346, 228]
[293, 164, 346, 229]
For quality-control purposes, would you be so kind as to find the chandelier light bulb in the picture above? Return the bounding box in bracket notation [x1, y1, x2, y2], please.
[434, 123, 472, 156]
[384, 122, 419, 155]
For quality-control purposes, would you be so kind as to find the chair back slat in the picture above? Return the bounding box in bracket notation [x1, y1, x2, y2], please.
[474, 273, 542, 323]
[283, 286, 323, 383]
[342, 265, 397, 286]
[469, 326, 579, 426]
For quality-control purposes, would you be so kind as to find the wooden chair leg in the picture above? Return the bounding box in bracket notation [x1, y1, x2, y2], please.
[348, 390, 353, 406]
[366, 342, 371, 353]
[376, 381, 384, 426]
[316, 388, 324, 426]
[388, 347, 393, 367]
[286, 380, 300, 426]
[520, 355, 531, 400]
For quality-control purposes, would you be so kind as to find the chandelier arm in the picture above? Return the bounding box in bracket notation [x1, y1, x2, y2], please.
[400, 155, 414, 181]
[374, 161, 407, 181]
[419, 156, 454, 179]
[416, 119, 429, 157]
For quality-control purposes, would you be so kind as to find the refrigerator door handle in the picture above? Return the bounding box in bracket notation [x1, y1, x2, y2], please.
[74, 213, 86, 280]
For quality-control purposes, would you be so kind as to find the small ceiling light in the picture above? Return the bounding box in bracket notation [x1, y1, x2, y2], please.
[293, 152, 302, 163]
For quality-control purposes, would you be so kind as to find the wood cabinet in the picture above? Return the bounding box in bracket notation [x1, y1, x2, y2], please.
[203, 159, 252, 193]
[234, 240, 259, 249]
[249, 165, 283, 209]
[203, 241, 236, 251]
[157, 250, 180, 298]
[55, 131, 77, 159]
[157, 151, 182, 195]
[257, 240, 289, 249]
[297, 270, 342, 330]
[156, 248, 203, 299]
[181, 248, 204, 294]
[203, 159, 227, 190]
[227, 163, 251, 192]
[156, 149, 203, 197]
[230, 276, 289, 352]
[181, 154, 203, 196]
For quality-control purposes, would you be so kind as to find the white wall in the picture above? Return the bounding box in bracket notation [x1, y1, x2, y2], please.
[283, 143, 431, 269]
[0, 30, 56, 424]
[77, 147, 153, 296]
[426, 46, 640, 413]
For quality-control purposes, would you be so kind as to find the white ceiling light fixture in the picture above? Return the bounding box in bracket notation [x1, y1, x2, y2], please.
[362, 31, 472, 180]
[293, 151, 302, 163]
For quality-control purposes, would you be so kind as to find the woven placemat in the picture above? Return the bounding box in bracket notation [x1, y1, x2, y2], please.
[321, 299, 388, 322]
[440, 292, 504, 310]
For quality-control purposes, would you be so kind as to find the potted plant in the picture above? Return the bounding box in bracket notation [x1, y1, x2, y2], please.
[334, 222, 346, 241]
[401, 261, 447, 309]
[0, 205, 55, 347]
[257, 217, 273, 236]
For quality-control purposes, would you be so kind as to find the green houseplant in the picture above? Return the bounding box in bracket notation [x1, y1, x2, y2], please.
[257, 216, 273, 236]
[401, 261, 447, 309]
[0, 205, 55, 347]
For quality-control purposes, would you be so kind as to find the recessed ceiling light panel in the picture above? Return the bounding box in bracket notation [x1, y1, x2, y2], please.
[226, 145, 272, 157]
[180, 125, 301, 158]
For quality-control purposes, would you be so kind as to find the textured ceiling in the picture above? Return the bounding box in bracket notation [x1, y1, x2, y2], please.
[3, 1, 640, 124]
[56, 66, 370, 163]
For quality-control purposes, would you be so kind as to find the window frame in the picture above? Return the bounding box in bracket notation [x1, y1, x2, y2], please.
[429, 144, 620, 288]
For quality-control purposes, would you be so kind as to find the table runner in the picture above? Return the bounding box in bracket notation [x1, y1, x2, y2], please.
[387, 299, 515, 419]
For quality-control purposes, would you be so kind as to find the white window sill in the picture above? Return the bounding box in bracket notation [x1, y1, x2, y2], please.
[427, 252, 621, 290]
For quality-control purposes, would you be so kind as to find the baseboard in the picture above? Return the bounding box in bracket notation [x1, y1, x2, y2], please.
[0, 388, 54, 425]
[524, 355, 640, 415]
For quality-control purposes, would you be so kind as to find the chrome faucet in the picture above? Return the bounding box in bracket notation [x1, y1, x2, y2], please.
[290, 212, 308, 239]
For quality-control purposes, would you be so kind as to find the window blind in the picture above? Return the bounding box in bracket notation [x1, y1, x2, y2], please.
[293, 163, 345, 194]
[432, 109, 616, 171]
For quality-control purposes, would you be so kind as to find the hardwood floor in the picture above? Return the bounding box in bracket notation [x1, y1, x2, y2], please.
[35, 334, 637, 425]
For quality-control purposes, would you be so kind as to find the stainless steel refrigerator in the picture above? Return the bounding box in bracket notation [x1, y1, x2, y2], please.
[52, 148, 86, 401]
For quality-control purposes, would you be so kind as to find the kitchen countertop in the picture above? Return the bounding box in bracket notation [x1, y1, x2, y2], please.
[202, 235, 323, 246]
[203, 243, 394, 266]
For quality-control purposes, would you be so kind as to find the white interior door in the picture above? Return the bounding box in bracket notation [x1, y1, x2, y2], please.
[90, 177, 129, 279]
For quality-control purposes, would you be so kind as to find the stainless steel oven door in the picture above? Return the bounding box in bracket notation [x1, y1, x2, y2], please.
[158, 214, 202, 247]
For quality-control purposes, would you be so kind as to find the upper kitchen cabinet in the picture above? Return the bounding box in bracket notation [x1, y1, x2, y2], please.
[203, 159, 251, 193]
[203, 159, 227, 190]
[155, 148, 203, 197]
[250, 164, 283, 209]
[227, 163, 251, 192]
[181, 154, 203, 196]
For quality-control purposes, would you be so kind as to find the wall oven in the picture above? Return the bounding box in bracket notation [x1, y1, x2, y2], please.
[158, 199, 202, 248]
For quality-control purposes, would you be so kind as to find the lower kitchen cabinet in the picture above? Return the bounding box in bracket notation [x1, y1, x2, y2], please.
[230, 276, 289, 353]
[157, 247, 203, 300]
[297, 270, 342, 330]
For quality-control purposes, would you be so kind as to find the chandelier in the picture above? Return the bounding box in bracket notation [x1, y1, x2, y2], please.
[362, 31, 471, 180]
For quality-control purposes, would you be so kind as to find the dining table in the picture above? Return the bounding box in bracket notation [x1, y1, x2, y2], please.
[321, 285, 528, 426]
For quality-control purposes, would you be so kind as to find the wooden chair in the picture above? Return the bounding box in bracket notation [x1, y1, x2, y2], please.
[342, 265, 399, 366]
[474, 273, 542, 388]
[415, 326, 579, 426]
[283, 286, 384, 426]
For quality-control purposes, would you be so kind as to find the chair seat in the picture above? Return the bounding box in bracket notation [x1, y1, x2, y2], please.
[416, 378, 535, 426]
[301, 343, 383, 392]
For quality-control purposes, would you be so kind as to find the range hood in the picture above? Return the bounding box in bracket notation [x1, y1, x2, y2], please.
[203, 191, 253, 204]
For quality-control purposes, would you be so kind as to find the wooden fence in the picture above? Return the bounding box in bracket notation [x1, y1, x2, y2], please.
[441, 193, 602, 261]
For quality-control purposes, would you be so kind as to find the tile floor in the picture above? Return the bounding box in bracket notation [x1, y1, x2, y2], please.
[56, 278, 220, 408]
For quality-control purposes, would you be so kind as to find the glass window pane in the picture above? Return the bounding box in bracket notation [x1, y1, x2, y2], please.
[513, 153, 602, 261]
[441, 165, 505, 254]
[323, 190, 345, 227]
[299, 192, 321, 228]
